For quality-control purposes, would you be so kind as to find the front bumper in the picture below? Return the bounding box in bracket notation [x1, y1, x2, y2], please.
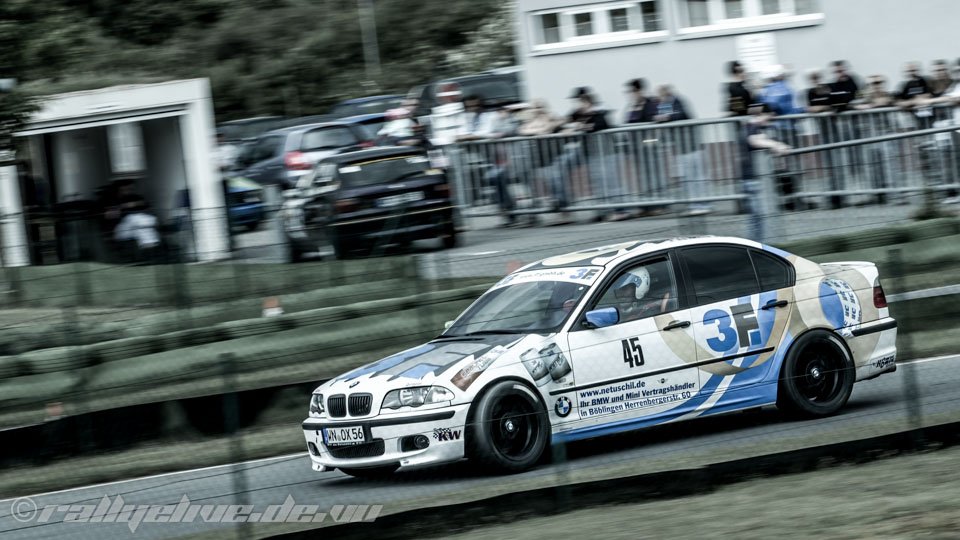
[301, 404, 469, 471]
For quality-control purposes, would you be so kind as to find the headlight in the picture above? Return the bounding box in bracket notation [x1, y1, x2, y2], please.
[309, 393, 324, 416]
[381, 386, 455, 410]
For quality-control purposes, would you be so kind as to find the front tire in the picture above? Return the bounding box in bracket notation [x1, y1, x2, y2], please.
[467, 381, 549, 473]
[339, 465, 399, 479]
[777, 330, 855, 417]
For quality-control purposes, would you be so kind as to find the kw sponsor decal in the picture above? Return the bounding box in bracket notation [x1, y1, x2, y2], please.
[873, 355, 895, 370]
[432, 427, 462, 442]
[576, 379, 697, 418]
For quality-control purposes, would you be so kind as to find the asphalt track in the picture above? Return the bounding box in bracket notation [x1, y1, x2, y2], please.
[2, 354, 959, 540]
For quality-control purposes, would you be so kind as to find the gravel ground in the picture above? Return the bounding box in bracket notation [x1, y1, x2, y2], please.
[447, 446, 960, 540]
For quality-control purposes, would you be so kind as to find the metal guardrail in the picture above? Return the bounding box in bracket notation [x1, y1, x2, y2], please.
[447, 104, 959, 221]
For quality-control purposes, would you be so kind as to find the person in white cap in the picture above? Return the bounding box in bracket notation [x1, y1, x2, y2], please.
[429, 82, 468, 147]
[758, 64, 803, 116]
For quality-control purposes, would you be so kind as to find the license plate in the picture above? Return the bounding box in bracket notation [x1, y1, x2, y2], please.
[323, 426, 366, 446]
[377, 191, 424, 208]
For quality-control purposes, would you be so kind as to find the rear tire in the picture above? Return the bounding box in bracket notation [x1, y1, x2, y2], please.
[339, 465, 399, 479]
[467, 381, 549, 473]
[777, 330, 855, 417]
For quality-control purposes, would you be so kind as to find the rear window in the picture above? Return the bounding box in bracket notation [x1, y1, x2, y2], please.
[681, 246, 760, 305]
[300, 127, 359, 151]
[451, 75, 520, 103]
[750, 250, 793, 291]
[337, 155, 435, 187]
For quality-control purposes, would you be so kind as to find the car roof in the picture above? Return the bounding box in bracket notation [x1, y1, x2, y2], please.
[339, 113, 387, 123]
[262, 120, 355, 137]
[317, 146, 425, 164]
[337, 94, 403, 105]
[518, 236, 768, 273]
[220, 116, 284, 126]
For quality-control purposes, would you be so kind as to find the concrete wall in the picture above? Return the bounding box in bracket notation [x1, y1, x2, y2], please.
[142, 117, 188, 219]
[516, 0, 960, 122]
[50, 128, 111, 201]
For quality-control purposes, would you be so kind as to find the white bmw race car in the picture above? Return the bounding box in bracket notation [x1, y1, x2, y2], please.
[302, 236, 898, 477]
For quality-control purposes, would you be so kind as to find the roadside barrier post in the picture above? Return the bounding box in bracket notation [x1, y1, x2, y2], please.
[888, 248, 923, 438]
[221, 352, 252, 540]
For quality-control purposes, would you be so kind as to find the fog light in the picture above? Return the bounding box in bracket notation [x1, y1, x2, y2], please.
[413, 435, 430, 450]
[308, 442, 320, 456]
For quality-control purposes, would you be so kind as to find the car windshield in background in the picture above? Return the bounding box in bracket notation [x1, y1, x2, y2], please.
[444, 267, 602, 336]
[220, 118, 285, 141]
[333, 155, 433, 187]
[333, 98, 404, 117]
[300, 127, 358, 151]
[457, 77, 519, 104]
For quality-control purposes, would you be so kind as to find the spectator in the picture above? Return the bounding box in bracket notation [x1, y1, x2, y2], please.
[806, 69, 833, 112]
[897, 61, 934, 126]
[213, 131, 239, 172]
[459, 95, 495, 141]
[429, 82, 467, 147]
[487, 105, 519, 138]
[759, 64, 804, 115]
[724, 60, 756, 117]
[740, 106, 792, 241]
[114, 199, 161, 263]
[653, 85, 690, 122]
[624, 78, 658, 124]
[828, 60, 860, 113]
[929, 59, 953, 98]
[517, 99, 563, 136]
[856, 75, 895, 109]
[548, 87, 611, 224]
[377, 99, 418, 144]
[897, 61, 932, 107]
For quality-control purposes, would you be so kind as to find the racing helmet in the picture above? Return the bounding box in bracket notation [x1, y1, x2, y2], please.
[615, 267, 651, 302]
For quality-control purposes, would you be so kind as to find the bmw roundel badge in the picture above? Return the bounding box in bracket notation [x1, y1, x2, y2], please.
[554, 396, 572, 418]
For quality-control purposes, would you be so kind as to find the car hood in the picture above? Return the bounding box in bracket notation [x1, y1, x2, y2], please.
[317, 333, 547, 395]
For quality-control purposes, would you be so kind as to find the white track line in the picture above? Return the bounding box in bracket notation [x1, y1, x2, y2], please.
[7, 353, 960, 502]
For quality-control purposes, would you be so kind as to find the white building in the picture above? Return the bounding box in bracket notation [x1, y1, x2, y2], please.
[514, 0, 960, 121]
[1, 79, 228, 267]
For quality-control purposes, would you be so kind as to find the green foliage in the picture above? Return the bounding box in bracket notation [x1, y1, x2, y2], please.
[4, 0, 517, 121]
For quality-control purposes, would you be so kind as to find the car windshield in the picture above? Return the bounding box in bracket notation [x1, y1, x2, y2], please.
[337, 155, 435, 187]
[444, 267, 602, 336]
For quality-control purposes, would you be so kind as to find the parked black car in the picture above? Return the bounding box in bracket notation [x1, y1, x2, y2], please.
[280, 147, 456, 261]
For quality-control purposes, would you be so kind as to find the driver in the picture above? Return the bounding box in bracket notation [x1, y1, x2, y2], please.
[614, 266, 672, 322]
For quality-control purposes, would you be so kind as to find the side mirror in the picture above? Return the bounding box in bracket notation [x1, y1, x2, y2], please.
[584, 307, 619, 329]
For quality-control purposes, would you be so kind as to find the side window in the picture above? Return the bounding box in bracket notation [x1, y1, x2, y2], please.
[681, 246, 759, 305]
[750, 250, 793, 291]
[251, 136, 281, 162]
[301, 127, 359, 150]
[593, 258, 679, 324]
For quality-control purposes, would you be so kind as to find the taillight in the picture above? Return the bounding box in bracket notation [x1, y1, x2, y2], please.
[284, 151, 312, 171]
[873, 283, 888, 308]
[358, 140, 375, 148]
[435, 183, 450, 196]
[335, 198, 359, 213]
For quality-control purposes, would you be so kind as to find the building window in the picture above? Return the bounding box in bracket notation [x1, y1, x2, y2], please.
[530, 1, 665, 51]
[538, 13, 561, 44]
[609, 8, 630, 32]
[574, 12, 594, 36]
[681, 0, 821, 28]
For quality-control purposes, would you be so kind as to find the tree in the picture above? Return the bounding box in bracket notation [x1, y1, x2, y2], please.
[444, 1, 517, 74]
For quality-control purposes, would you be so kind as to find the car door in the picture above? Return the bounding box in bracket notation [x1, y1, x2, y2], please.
[564, 254, 701, 431]
[679, 245, 793, 396]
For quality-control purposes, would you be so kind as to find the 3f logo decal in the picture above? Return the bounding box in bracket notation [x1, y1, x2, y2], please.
[621, 337, 644, 368]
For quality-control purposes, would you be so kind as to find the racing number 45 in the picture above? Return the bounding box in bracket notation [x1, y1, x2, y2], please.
[622, 337, 644, 368]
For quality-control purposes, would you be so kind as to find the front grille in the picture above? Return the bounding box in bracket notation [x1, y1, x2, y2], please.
[327, 395, 346, 418]
[348, 393, 373, 416]
[327, 439, 385, 459]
